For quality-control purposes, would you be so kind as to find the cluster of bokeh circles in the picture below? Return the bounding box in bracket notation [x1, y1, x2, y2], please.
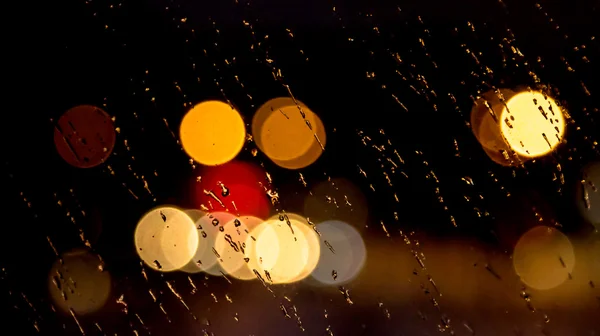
[48, 88, 598, 316]
[471, 88, 575, 291]
[50, 97, 364, 294]
[162, 97, 361, 285]
[470, 88, 566, 166]
[132, 158, 367, 286]
[179, 97, 326, 169]
[134, 206, 365, 286]
[52, 97, 326, 170]
[52, 89, 567, 171]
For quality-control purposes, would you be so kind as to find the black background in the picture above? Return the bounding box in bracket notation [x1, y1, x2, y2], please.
[3, 0, 599, 334]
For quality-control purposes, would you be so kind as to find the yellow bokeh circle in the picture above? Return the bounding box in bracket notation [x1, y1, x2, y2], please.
[500, 90, 565, 158]
[134, 206, 199, 272]
[180, 101, 246, 166]
[512, 226, 575, 290]
[245, 214, 319, 284]
[252, 98, 326, 169]
[48, 249, 111, 315]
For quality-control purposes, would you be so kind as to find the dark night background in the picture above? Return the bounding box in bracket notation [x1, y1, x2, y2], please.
[3, 0, 599, 335]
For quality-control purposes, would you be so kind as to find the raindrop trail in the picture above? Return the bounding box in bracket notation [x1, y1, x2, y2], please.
[69, 309, 86, 336]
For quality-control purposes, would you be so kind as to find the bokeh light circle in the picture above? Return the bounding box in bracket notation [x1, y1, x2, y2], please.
[195, 161, 271, 219]
[53, 105, 116, 168]
[180, 101, 246, 166]
[134, 206, 199, 272]
[311, 220, 366, 285]
[48, 249, 111, 315]
[245, 214, 318, 284]
[500, 90, 565, 158]
[252, 97, 326, 169]
[512, 226, 575, 290]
